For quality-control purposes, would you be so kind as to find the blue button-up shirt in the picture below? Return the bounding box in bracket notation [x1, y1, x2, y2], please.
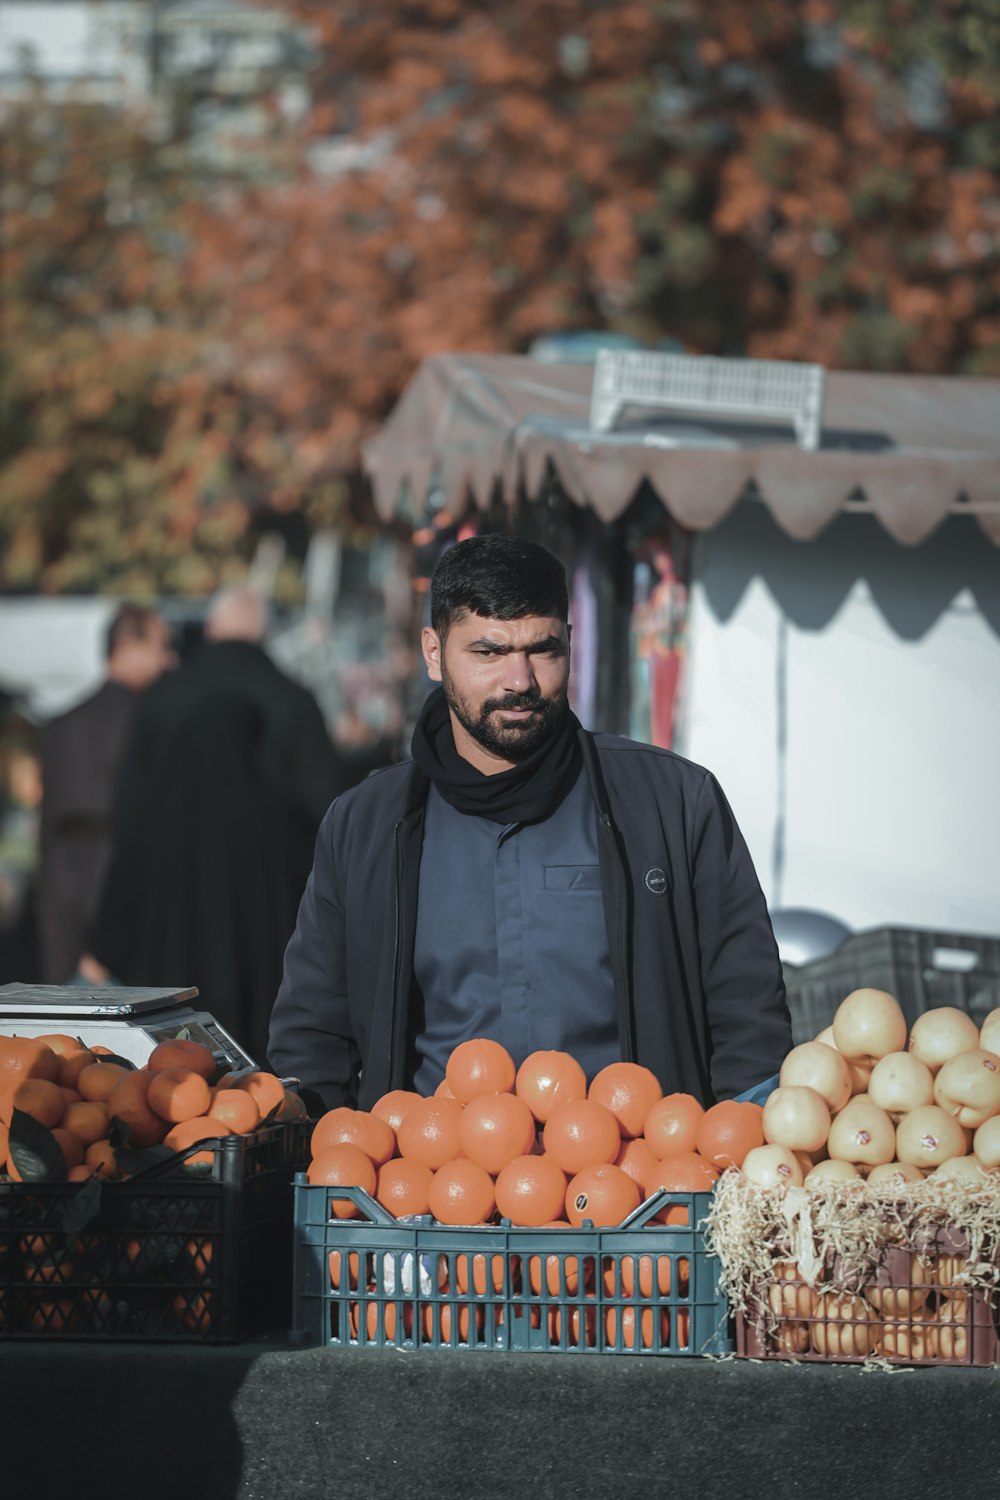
[411, 767, 619, 1095]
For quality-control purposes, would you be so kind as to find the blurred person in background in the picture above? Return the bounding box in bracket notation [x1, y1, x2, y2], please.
[81, 585, 347, 1064]
[0, 695, 43, 982]
[38, 602, 176, 983]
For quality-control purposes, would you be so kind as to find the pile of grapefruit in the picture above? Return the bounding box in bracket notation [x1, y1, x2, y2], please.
[306, 1039, 764, 1230]
[0, 1032, 305, 1182]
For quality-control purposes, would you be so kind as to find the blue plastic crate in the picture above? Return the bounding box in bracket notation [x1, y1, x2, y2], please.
[291, 1177, 731, 1356]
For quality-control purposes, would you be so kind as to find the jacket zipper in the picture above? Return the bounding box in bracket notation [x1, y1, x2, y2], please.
[601, 808, 636, 1064]
[387, 820, 405, 1090]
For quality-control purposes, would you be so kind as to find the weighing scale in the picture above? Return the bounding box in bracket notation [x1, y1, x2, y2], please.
[0, 984, 259, 1072]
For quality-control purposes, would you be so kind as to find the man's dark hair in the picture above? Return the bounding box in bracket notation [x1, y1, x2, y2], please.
[105, 602, 160, 661]
[430, 534, 569, 637]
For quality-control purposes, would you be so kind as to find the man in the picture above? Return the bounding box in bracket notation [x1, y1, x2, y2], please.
[269, 534, 792, 1114]
[38, 602, 175, 983]
[85, 586, 347, 1064]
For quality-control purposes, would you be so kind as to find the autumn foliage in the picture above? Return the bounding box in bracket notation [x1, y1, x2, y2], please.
[2, 1, 998, 592]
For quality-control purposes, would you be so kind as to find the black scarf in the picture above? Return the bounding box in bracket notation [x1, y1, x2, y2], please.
[410, 687, 583, 825]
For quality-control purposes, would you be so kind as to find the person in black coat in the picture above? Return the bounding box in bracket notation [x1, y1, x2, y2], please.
[38, 603, 176, 983]
[85, 587, 347, 1065]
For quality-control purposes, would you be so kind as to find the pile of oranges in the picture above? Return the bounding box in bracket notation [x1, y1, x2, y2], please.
[305, 1041, 763, 1350]
[306, 1038, 765, 1230]
[0, 1032, 305, 1182]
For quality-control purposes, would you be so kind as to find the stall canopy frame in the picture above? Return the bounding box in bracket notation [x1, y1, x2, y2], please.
[361, 353, 1000, 548]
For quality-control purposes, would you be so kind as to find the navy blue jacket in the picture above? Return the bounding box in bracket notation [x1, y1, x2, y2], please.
[267, 730, 792, 1113]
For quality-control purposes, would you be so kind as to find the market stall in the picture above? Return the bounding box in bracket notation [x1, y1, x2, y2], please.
[362, 351, 1000, 939]
[4, 354, 1000, 1497]
[3, 980, 1000, 1500]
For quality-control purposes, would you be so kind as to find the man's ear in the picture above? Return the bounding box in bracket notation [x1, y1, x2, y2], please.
[421, 626, 443, 683]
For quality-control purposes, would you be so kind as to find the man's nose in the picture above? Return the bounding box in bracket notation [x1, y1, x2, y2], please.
[502, 652, 537, 694]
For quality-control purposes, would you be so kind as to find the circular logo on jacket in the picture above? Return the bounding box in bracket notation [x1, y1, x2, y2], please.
[644, 867, 667, 896]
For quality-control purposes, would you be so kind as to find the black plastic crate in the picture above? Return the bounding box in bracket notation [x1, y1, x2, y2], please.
[291, 1180, 732, 1357]
[784, 926, 1000, 1044]
[0, 1125, 290, 1343]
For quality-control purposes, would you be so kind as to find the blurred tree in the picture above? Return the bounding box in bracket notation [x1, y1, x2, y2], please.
[0, 89, 346, 595]
[2, 1, 998, 591]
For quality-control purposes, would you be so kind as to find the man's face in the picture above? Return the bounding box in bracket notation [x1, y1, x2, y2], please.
[422, 612, 571, 771]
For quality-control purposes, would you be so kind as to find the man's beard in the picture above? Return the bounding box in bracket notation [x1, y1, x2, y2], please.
[441, 670, 569, 762]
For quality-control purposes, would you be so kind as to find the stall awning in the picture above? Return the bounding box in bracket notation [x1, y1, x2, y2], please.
[361, 353, 1000, 546]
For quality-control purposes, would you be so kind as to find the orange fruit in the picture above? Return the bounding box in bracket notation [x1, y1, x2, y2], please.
[353, 1300, 413, 1342]
[604, 1304, 670, 1350]
[647, 1151, 720, 1224]
[515, 1050, 587, 1123]
[146, 1039, 216, 1081]
[643, 1092, 705, 1158]
[311, 1107, 395, 1167]
[173, 1291, 213, 1331]
[445, 1038, 516, 1102]
[565, 1162, 641, 1227]
[454, 1252, 508, 1296]
[375, 1157, 433, 1218]
[421, 1301, 481, 1344]
[6, 1077, 65, 1128]
[458, 1092, 536, 1175]
[603, 1253, 679, 1298]
[329, 1249, 360, 1290]
[185, 1238, 214, 1279]
[231, 1071, 285, 1119]
[371, 1089, 423, 1131]
[307, 1143, 377, 1218]
[147, 1068, 212, 1124]
[428, 1158, 496, 1225]
[542, 1099, 621, 1175]
[66, 1163, 93, 1182]
[648, 1151, 720, 1191]
[696, 1099, 766, 1170]
[59, 1087, 82, 1106]
[435, 1077, 456, 1099]
[588, 1062, 662, 1139]
[395, 1096, 464, 1170]
[528, 1242, 580, 1296]
[208, 1088, 261, 1134]
[84, 1138, 120, 1179]
[548, 1304, 596, 1348]
[106, 1070, 167, 1148]
[0, 1118, 8, 1169]
[0, 1036, 60, 1090]
[494, 1153, 568, 1226]
[613, 1137, 662, 1197]
[163, 1115, 232, 1165]
[27, 1296, 78, 1332]
[51, 1127, 85, 1169]
[31, 1034, 80, 1057]
[61, 1100, 109, 1147]
[56, 1049, 96, 1089]
[77, 1061, 128, 1103]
